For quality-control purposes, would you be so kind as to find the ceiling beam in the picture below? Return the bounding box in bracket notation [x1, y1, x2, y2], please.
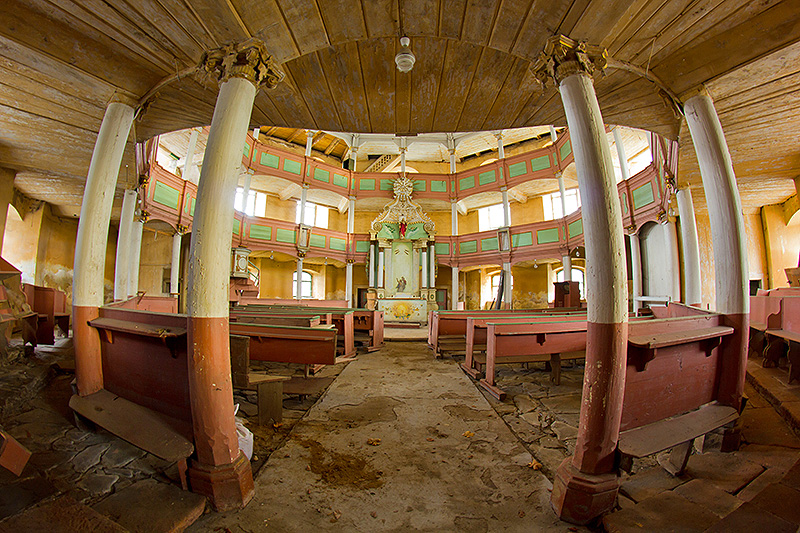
[279, 183, 301, 201]
[324, 138, 341, 155]
[456, 200, 467, 216]
[337, 196, 349, 214]
[507, 188, 527, 203]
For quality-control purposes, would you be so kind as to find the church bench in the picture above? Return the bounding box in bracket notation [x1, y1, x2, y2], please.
[229, 335, 290, 425]
[749, 293, 783, 359]
[428, 308, 585, 358]
[77, 307, 195, 489]
[0, 285, 38, 355]
[23, 283, 70, 345]
[228, 321, 338, 367]
[106, 294, 178, 313]
[619, 308, 738, 475]
[763, 297, 800, 383]
[230, 312, 324, 328]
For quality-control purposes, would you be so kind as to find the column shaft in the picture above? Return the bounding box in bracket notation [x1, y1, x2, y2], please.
[421, 249, 428, 288]
[369, 243, 376, 287]
[451, 266, 459, 310]
[562, 255, 572, 282]
[127, 218, 143, 297]
[73, 101, 134, 396]
[676, 188, 702, 306]
[171, 232, 182, 294]
[684, 92, 749, 409]
[378, 249, 385, 288]
[114, 189, 137, 300]
[665, 218, 681, 302]
[629, 233, 643, 311]
[296, 258, 304, 299]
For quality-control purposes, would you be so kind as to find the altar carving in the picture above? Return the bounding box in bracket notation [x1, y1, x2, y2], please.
[367, 176, 438, 322]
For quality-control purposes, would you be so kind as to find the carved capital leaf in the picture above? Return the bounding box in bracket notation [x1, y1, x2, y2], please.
[201, 38, 285, 90]
[531, 35, 608, 87]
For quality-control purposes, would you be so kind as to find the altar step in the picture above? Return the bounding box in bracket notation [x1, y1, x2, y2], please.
[385, 321, 423, 329]
[384, 324, 428, 341]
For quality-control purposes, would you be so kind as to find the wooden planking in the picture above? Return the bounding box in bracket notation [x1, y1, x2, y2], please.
[358, 38, 396, 133]
[285, 52, 343, 131]
[395, 54, 412, 134]
[150, 0, 220, 51]
[439, 0, 468, 39]
[432, 40, 483, 132]
[231, 0, 299, 63]
[317, 0, 368, 45]
[457, 47, 516, 132]
[483, 58, 546, 131]
[185, 0, 250, 45]
[251, 91, 288, 129]
[461, 0, 501, 46]
[488, 0, 535, 53]
[317, 41, 371, 133]
[569, 0, 644, 46]
[409, 38, 447, 134]
[402, 0, 440, 37]
[261, 69, 318, 130]
[510, 0, 571, 60]
[277, 0, 330, 55]
[360, 0, 396, 38]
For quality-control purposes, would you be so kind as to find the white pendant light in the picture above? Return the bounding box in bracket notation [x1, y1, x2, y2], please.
[395, 37, 416, 73]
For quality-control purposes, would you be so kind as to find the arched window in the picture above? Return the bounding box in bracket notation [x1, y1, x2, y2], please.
[293, 271, 312, 298]
[556, 268, 585, 299]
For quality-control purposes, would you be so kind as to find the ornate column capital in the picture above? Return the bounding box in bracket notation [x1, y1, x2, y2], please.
[202, 38, 285, 90]
[531, 35, 608, 87]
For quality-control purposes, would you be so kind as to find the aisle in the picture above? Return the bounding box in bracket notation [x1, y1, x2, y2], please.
[190, 342, 575, 532]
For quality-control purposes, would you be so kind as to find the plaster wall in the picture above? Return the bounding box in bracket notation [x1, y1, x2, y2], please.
[762, 203, 800, 287]
[512, 263, 550, 308]
[137, 227, 173, 296]
[4, 204, 42, 283]
[639, 221, 673, 300]
[0, 171, 14, 252]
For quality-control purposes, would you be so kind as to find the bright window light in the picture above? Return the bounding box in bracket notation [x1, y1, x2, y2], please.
[296, 201, 329, 229]
[293, 270, 312, 298]
[478, 203, 505, 232]
[556, 268, 585, 298]
[234, 187, 257, 216]
[542, 189, 581, 221]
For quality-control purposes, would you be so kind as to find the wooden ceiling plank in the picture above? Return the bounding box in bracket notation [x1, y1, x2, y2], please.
[395, 55, 412, 134]
[284, 53, 343, 131]
[569, 0, 651, 46]
[316, 41, 371, 132]
[510, 0, 572, 60]
[409, 38, 446, 134]
[182, 0, 250, 45]
[653, 2, 800, 95]
[402, 0, 439, 37]
[438, 0, 468, 39]
[556, 0, 592, 37]
[358, 38, 395, 133]
[482, 58, 542, 131]
[251, 91, 288, 129]
[460, 0, 501, 46]
[432, 40, 483, 132]
[317, 0, 368, 45]
[259, 70, 317, 130]
[229, 0, 300, 63]
[360, 0, 396, 39]
[0, 79, 102, 133]
[0, 0, 163, 96]
[277, 0, 330, 55]
[140, 0, 217, 53]
[488, 0, 534, 53]
[605, 0, 672, 58]
[457, 47, 516, 131]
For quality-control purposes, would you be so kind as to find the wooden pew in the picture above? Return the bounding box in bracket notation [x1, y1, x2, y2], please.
[107, 294, 178, 313]
[763, 297, 800, 383]
[71, 307, 194, 489]
[229, 335, 290, 425]
[228, 321, 338, 366]
[429, 308, 585, 358]
[23, 283, 70, 345]
[230, 312, 324, 328]
[618, 306, 738, 474]
[749, 291, 783, 360]
[0, 285, 37, 354]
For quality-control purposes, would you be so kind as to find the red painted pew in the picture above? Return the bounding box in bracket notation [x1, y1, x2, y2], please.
[763, 297, 800, 383]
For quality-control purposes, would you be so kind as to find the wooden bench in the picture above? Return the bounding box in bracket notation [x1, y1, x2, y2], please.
[763, 297, 800, 383]
[107, 294, 179, 313]
[618, 306, 737, 475]
[228, 321, 338, 367]
[428, 308, 585, 358]
[75, 307, 195, 489]
[229, 335, 290, 425]
[749, 291, 783, 359]
[23, 284, 70, 345]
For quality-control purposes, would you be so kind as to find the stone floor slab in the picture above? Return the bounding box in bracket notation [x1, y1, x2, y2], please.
[672, 478, 743, 518]
[749, 482, 800, 525]
[740, 406, 800, 448]
[0, 495, 127, 533]
[620, 466, 687, 503]
[704, 501, 796, 533]
[686, 452, 765, 494]
[603, 491, 718, 533]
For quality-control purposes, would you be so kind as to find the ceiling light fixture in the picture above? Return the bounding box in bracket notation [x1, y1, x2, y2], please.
[395, 37, 416, 73]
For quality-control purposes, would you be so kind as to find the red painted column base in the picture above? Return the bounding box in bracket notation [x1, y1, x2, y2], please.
[72, 305, 104, 396]
[550, 457, 619, 525]
[188, 451, 254, 511]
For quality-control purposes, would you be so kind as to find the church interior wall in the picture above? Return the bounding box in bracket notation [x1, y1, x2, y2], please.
[256, 256, 295, 299]
[512, 263, 550, 309]
[137, 227, 174, 297]
[761, 202, 800, 288]
[4, 204, 42, 284]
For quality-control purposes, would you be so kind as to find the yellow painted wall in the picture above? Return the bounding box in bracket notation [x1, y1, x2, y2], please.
[512, 264, 550, 308]
[137, 227, 174, 296]
[257, 257, 295, 298]
[263, 194, 296, 224]
[4, 204, 42, 283]
[510, 196, 545, 225]
[324, 264, 346, 300]
[762, 203, 800, 287]
[460, 211, 480, 234]
[464, 269, 481, 310]
[743, 213, 768, 288]
[695, 213, 716, 309]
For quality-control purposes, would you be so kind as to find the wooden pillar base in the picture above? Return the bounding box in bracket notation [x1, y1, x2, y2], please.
[188, 451, 254, 511]
[72, 305, 103, 396]
[550, 457, 620, 525]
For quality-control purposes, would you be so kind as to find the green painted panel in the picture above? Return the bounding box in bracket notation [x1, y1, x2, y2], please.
[184, 193, 192, 214]
[559, 140, 572, 161]
[355, 240, 370, 253]
[622, 192, 629, 214]
[283, 159, 302, 175]
[481, 237, 498, 251]
[313, 168, 330, 183]
[380, 179, 393, 191]
[243, 143, 250, 157]
[459, 176, 475, 190]
[260, 152, 280, 168]
[189, 197, 195, 216]
[508, 161, 527, 178]
[329, 237, 346, 251]
[632, 182, 655, 209]
[512, 232, 533, 247]
[537, 228, 560, 244]
[249, 224, 272, 241]
[333, 173, 348, 188]
[276, 228, 296, 244]
[153, 181, 180, 210]
[309, 234, 326, 248]
[435, 242, 450, 255]
[232, 219, 240, 235]
[377, 223, 399, 240]
[359, 178, 375, 191]
[430, 180, 447, 192]
[413, 180, 425, 191]
[568, 219, 583, 238]
[531, 155, 550, 172]
[405, 222, 426, 240]
[460, 240, 478, 254]
[479, 170, 496, 185]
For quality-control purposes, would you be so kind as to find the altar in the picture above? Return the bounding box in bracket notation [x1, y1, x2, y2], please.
[366, 176, 438, 324]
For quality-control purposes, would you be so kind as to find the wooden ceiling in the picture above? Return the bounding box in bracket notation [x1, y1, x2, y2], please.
[0, 0, 798, 218]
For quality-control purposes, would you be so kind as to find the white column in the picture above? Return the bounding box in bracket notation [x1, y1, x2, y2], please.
[346, 196, 355, 306]
[557, 171, 568, 217]
[562, 255, 572, 281]
[114, 189, 137, 300]
[421, 248, 428, 288]
[451, 199, 458, 235]
[665, 218, 681, 302]
[629, 233, 642, 311]
[299, 184, 308, 223]
[73, 100, 135, 395]
[496, 131, 505, 159]
[550, 125, 558, 142]
[182, 127, 200, 184]
[127, 217, 143, 297]
[296, 258, 304, 299]
[502, 262, 512, 307]
[305, 130, 315, 156]
[613, 127, 630, 182]
[239, 172, 252, 213]
[451, 266, 459, 310]
[429, 243, 435, 288]
[501, 186, 511, 227]
[368, 243, 376, 287]
[171, 231, 182, 294]
[684, 89, 749, 409]
[350, 135, 359, 171]
[676, 187, 702, 305]
[400, 137, 407, 174]
[377, 248, 385, 288]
